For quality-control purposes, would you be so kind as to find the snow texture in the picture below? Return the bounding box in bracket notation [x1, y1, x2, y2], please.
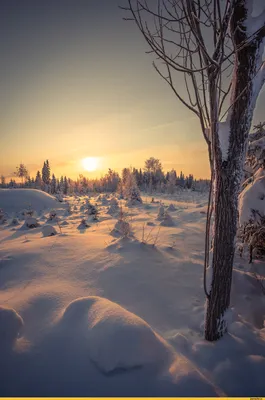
[62, 296, 170, 373]
[0, 189, 65, 214]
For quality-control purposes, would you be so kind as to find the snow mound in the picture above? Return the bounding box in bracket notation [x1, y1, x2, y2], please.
[0, 306, 24, 346]
[239, 175, 265, 225]
[42, 224, 57, 237]
[0, 189, 65, 215]
[61, 296, 170, 373]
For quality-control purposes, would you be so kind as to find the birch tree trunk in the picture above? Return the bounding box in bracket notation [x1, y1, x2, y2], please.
[205, 0, 265, 341]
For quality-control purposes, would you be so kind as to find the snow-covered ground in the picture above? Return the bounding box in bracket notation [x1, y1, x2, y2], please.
[0, 189, 264, 396]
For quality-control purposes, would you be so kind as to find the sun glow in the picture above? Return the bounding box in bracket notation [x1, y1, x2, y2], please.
[82, 157, 99, 172]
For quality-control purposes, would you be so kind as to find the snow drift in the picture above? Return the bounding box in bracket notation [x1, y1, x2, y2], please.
[61, 296, 171, 373]
[0, 306, 24, 346]
[0, 189, 66, 215]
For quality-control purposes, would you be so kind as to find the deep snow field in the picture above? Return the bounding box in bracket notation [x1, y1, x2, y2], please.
[0, 189, 265, 396]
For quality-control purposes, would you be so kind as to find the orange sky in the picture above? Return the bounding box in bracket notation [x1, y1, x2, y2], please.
[0, 1, 264, 181]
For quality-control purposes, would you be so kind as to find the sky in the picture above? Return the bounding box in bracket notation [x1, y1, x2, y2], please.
[0, 0, 265, 180]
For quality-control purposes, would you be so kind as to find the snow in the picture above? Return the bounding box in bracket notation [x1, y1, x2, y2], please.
[218, 121, 230, 161]
[61, 296, 171, 373]
[0, 189, 66, 215]
[42, 224, 58, 237]
[0, 189, 265, 396]
[239, 175, 265, 225]
[0, 306, 24, 346]
[160, 212, 175, 227]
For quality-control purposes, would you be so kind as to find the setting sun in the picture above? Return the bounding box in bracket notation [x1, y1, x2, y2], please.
[82, 157, 99, 172]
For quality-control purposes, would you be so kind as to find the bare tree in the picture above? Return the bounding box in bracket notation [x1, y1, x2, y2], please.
[122, 0, 265, 340]
[14, 163, 28, 185]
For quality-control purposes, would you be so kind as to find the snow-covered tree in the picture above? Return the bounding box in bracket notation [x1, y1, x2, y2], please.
[34, 171, 42, 189]
[14, 163, 28, 185]
[167, 170, 177, 194]
[124, 169, 142, 204]
[63, 176, 69, 195]
[0, 175, 6, 187]
[42, 160, 51, 186]
[124, 0, 265, 341]
[50, 174, 56, 194]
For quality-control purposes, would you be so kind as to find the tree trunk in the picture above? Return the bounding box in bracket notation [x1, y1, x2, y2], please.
[205, 0, 265, 341]
[205, 164, 239, 340]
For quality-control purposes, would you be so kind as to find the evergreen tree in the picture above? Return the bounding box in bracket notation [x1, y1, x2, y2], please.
[63, 176, 68, 195]
[42, 160, 51, 185]
[51, 174, 57, 194]
[35, 171, 42, 189]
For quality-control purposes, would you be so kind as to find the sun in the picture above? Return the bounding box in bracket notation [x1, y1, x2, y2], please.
[82, 157, 99, 172]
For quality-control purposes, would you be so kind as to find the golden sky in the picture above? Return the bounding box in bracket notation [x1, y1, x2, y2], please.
[0, 0, 264, 181]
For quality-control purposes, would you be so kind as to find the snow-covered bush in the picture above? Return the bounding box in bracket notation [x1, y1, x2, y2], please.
[238, 170, 265, 262]
[42, 224, 57, 237]
[160, 212, 175, 227]
[111, 209, 131, 237]
[78, 219, 90, 229]
[0, 306, 24, 346]
[25, 216, 39, 229]
[61, 296, 169, 373]
[167, 203, 176, 212]
[157, 205, 165, 220]
[123, 170, 142, 205]
[56, 192, 64, 202]
[48, 210, 57, 221]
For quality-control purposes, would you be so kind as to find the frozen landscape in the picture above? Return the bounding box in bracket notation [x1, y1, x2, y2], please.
[1, 188, 265, 396]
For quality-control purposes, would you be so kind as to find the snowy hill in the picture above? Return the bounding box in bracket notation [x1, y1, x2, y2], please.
[0, 189, 66, 215]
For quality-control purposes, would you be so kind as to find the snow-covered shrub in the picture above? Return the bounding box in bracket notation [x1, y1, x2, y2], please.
[78, 219, 90, 229]
[56, 192, 64, 202]
[157, 205, 165, 220]
[61, 296, 169, 373]
[160, 212, 175, 227]
[167, 203, 176, 212]
[238, 172, 265, 262]
[42, 224, 57, 237]
[25, 217, 39, 229]
[0, 306, 24, 346]
[112, 219, 131, 237]
[48, 210, 57, 221]
[123, 171, 142, 205]
[111, 209, 131, 237]
[11, 217, 19, 225]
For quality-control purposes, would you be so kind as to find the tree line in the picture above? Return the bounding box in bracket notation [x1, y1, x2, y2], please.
[0, 157, 209, 194]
